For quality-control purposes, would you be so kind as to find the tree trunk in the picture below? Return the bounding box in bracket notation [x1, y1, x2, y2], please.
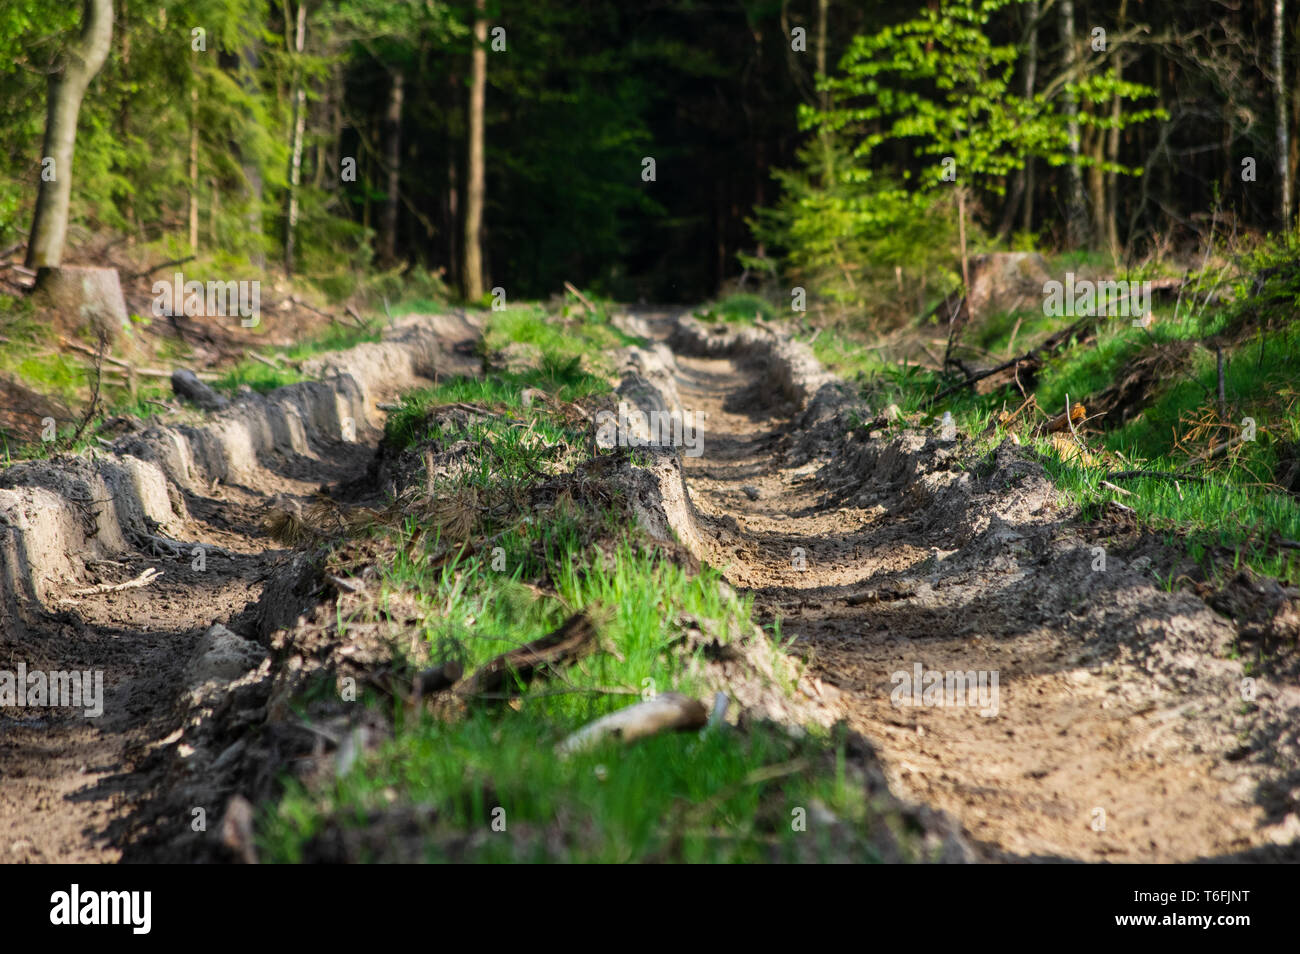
[816, 0, 833, 183]
[189, 55, 200, 253]
[284, 0, 308, 276]
[25, 0, 114, 274]
[241, 39, 266, 269]
[379, 69, 404, 266]
[463, 0, 488, 301]
[1088, 124, 1106, 249]
[998, 0, 1038, 241]
[1020, 0, 1039, 237]
[1104, 0, 1127, 255]
[119, 0, 134, 238]
[1061, 0, 1089, 248]
[1276, 0, 1291, 230]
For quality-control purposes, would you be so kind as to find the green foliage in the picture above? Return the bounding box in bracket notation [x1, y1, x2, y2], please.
[696, 292, 780, 324]
[261, 362, 901, 863]
[756, 0, 1162, 326]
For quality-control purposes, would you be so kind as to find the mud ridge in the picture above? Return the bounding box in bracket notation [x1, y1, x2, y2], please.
[651, 310, 1300, 862]
[0, 312, 479, 862]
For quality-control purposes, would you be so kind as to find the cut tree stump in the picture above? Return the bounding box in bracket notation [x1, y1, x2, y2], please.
[31, 265, 132, 347]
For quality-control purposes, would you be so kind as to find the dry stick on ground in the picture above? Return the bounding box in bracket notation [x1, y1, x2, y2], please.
[1044, 401, 1086, 434]
[129, 254, 196, 280]
[1182, 433, 1246, 469]
[454, 610, 599, 700]
[928, 316, 1096, 404]
[247, 350, 283, 369]
[557, 692, 709, 756]
[1105, 470, 1208, 483]
[340, 304, 371, 329]
[67, 337, 106, 448]
[64, 566, 163, 599]
[1005, 314, 1024, 357]
[563, 281, 598, 316]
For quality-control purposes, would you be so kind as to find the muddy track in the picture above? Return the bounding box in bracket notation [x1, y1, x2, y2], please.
[3, 308, 1297, 864]
[647, 314, 1300, 863]
[0, 313, 480, 862]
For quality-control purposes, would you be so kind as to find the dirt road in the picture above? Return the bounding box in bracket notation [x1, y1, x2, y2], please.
[2, 309, 1296, 863]
[664, 330, 1300, 862]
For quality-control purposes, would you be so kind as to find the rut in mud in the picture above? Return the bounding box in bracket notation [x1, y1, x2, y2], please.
[0, 449, 372, 862]
[657, 317, 1300, 863]
[3, 308, 1297, 863]
[0, 314, 480, 863]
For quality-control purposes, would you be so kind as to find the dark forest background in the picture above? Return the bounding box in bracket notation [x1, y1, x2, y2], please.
[2, 1, 1296, 306]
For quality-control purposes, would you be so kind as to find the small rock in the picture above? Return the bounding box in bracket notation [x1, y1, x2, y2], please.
[171, 368, 229, 412]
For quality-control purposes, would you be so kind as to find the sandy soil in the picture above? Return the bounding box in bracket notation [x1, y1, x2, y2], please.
[668, 345, 1300, 862]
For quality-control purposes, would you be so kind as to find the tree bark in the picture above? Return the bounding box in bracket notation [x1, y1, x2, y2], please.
[240, 39, 265, 269]
[1104, 0, 1128, 254]
[379, 69, 404, 266]
[1088, 124, 1106, 248]
[1020, 0, 1039, 237]
[189, 55, 200, 253]
[25, 0, 114, 274]
[463, 0, 487, 301]
[284, 0, 307, 276]
[1061, 0, 1090, 248]
[816, 0, 833, 183]
[998, 0, 1038, 241]
[1276, 0, 1291, 230]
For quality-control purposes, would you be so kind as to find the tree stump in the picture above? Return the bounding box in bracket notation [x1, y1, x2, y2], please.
[32, 265, 131, 347]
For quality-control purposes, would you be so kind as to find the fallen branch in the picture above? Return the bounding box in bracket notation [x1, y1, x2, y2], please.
[1182, 434, 1245, 468]
[1045, 401, 1087, 435]
[455, 611, 598, 699]
[1098, 480, 1134, 497]
[66, 566, 163, 598]
[131, 255, 195, 280]
[563, 281, 598, 316]
[1105, 470, 1208, 484]
[557, 692, 708, 756]
[928, 316, 1096, 404]
[246, 351, 283, 370]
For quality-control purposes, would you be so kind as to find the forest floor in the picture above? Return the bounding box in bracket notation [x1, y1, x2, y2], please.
[1, 305, 1297, 862]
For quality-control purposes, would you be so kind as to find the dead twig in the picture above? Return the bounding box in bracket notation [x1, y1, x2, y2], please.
[455, 611, 599, 700]
[1105, 470, 1208, 484]
[67, 335, 106, 447]
[563, 281, 598, 316]
[557, 692, 708, 756]
[65, 566, 163, 598]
